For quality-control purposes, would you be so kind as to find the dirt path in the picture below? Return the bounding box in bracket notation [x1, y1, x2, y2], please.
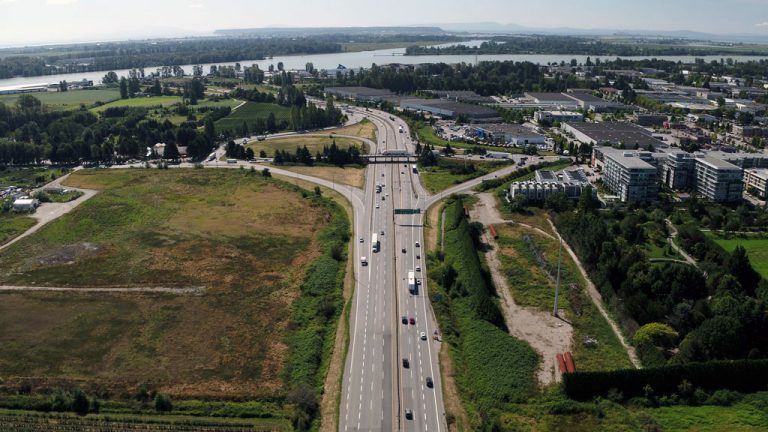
[1, 172, 98, 253]
[0, 285, 204, 294]
[470, 193, 573, 385]
[545, 218, 642, 369]
[665, 219, 699, 268]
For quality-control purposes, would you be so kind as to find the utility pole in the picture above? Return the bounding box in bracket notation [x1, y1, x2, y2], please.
[553, 235, 563, 317]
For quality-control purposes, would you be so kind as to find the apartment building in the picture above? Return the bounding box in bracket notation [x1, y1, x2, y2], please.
[601, 148, 658, 202]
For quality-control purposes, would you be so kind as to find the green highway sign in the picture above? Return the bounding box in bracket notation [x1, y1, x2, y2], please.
[394, 208, 421, 215]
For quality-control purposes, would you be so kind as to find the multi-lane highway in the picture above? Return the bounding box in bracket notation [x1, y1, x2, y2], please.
[341, 108, 445, 432]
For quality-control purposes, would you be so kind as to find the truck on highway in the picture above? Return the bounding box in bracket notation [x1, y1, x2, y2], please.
[372, 233, 379, 253]
[411, 164, 417, 173]
[398, 125, 404, 133]
[376, 184, 382, 193]
[360, 256, 368, 266]
[408, 270, 416, 294]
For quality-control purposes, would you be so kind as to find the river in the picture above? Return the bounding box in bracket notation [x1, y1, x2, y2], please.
[1, 40, 767, 88]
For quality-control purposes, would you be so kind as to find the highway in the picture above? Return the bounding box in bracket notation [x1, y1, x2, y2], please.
[340, 107, 445, 432]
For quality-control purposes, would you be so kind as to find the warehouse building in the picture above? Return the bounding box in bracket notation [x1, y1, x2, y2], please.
[600, 148, 658, 202]
[534, 110, 584, 124]
[563, 122, 665, 149]
[523, 92, 580, 108]
[470, 123, 545, 145]
[324, 86, 395, 102]
[399, 98, 500, 121]
[564, 91, 627, 112]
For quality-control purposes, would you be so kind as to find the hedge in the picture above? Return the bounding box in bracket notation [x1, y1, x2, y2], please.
[563, 359, 768, 400]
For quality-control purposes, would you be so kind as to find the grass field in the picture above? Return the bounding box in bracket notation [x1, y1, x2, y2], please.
[215, 102, 291, 134]
[147, 98, 242, 125]
[0, 214, 35, 246]
[330, 119, 377, 141]
[91, 95, 183, 112]
[706, 232, 768, 278]
[248, 135, 367, 157]
[420, 159, 513, 193]
[495, 222, 634, 371]
[0, 168, 338, 399]
[0, 89, 120, 110]
[275, 165, 366, 188]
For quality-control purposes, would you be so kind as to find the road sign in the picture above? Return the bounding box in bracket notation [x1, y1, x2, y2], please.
[394, 208, 421, 215]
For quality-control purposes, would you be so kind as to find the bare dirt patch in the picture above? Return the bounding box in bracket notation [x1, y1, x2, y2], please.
[31, 242, 103, 266]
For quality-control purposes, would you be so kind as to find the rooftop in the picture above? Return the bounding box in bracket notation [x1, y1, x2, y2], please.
[694, 155, 742, 171]
[400, 98, 499, 116]
[473, 123, 543, 136]
[565, 122, 662, 148]
[324, 86, 394, 97]
[524, 92, 575, 102]
[602, 148, 657, 170]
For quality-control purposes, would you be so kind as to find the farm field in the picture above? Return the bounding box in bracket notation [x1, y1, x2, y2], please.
[0, 214, 35, 246]
[0, 89, 120, 110]
[248, 135, 367, 157]
[706, 233, 768, 278]
[0, 168, 344, 402]
[215, 102, 291, 134]
[91, 95, 183, 112]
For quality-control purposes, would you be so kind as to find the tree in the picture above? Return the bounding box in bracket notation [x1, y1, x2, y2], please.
[726, 246, 760, 295]
[262, 168, 271, 177]
[578, 186, 596, 213]
[119, 77, 128, 99]
[59, 80, 68, 92]
[277, 61, 284, 71]
[72, 389, 90, 416]
[633, 322, 678, 348]
[154, 393, 173, 412]
[163, 142, 180, 160]
[102, 71, 119, 84]
[544, 192, 572, 212]
[204, 117, 216, 143]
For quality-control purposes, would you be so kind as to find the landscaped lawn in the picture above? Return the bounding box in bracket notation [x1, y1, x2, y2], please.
[706, 232, 768, 278]
[247, 135, 367, 157]
[215, 102, 291, 134]
[91, 95, 183, 112]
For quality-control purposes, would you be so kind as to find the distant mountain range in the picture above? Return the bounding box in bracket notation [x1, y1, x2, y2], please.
[215, 27, 446, 37]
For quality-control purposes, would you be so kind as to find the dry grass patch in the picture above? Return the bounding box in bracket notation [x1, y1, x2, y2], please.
[328, 119, 377, 141]
[275, 165, 365, 189]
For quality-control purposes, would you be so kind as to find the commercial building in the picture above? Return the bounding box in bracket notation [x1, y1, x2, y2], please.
[534, 110, 583, 124]
[634, 114, 668, 127]
[523, 92, 580, 108]
[0, 83, 49, 95]
[600, 148, 658, 202]
[470, 123, 545, 145]
[744, 169, 768, 198]
[399, 98, 500, 121]
[425, 90, 494, 104]
[564, 91, 626, 112]
[510, 169, 594, 202]
[661, 151, 744, 202]
[563, 122, 664, 149]
[324, 86, 395, 102]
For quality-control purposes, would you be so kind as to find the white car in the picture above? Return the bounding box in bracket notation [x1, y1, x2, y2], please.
[416, 266, 421, 272]
[375, 204, 380, 209]
[420, 332, 427, 340]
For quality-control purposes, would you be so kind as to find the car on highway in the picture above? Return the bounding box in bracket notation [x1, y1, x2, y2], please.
[359, 237, 364, 242]
[402, 315, 408, 324]
[415, 241, 420, 247]
[426, 377, 433, 388]
[380, 230, 384, 235]
[402, 358, 409, 368]
[405, 409, 413, 420]
[382, 196, 385, 201]
[416, 254, 421, 260]
[376, 204, 380, 209]
[416, 266, 421, 272]
[409, 317, 415, 325]
[401, 248, 406, 253]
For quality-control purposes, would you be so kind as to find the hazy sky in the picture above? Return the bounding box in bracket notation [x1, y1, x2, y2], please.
[1, 0, 768, 46]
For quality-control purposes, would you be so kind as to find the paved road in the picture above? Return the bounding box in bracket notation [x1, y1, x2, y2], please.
[340, 108, 446, 432]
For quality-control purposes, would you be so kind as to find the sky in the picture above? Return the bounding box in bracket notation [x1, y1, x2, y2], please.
[1, 0, 768, 47]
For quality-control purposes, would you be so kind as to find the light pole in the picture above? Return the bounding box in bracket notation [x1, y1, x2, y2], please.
[553, 235, 563, 317]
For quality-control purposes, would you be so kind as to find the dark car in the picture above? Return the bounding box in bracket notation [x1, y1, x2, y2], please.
[409, 317, 416, 325]
[402, 315, 408, 324]
[426, 377, 433, 388]
[405, 408, 413, 420]
[402, 248, 407, 253]
[402, 358, 409, 368]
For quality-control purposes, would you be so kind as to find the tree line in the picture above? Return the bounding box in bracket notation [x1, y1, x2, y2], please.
[272, 140, 363, 166]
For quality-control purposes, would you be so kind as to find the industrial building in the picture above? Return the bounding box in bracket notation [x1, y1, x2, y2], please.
[523, 92, 580, 108]
[563, 122, 664, 149]
[534, 110, 584, 124]
[470, 123, 545, 145]
[399, 98, 500, 121]
[600, 148, 658, 202]
[425, 90, 494, 104]
[564, 91, 626, 112]
[324, 86, 395, 102]
[0, 83, 49, 95]
[510, 168, 594, 202]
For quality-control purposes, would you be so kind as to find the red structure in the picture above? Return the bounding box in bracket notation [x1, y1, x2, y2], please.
[488, 224, 498, 239]
[463, 206, 470, 218]
[564, 352, 576, 373]
[556, 353, 567, 374]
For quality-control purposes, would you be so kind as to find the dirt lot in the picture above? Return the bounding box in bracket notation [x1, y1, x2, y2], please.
[0, 169, 331, 397]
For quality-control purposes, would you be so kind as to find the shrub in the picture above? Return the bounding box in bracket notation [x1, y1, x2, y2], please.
[154, 394, 173, 412]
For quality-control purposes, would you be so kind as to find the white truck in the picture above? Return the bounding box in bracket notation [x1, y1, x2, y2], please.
[360, 256, 368, 266]
[372, 233, 379, 253]
[408, 270, 416, 294]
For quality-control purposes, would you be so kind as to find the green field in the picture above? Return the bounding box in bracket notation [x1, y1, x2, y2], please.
[247, 135, 367, 157]
[0, 168, 345, 404]
[0, 89, 120, 110]
[0, 214, 35, 246]
[91, 95, 183, 112]
[420, 158, 513, 193]
[215, 102, 291, 134]
[706, 232, 768, 278]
